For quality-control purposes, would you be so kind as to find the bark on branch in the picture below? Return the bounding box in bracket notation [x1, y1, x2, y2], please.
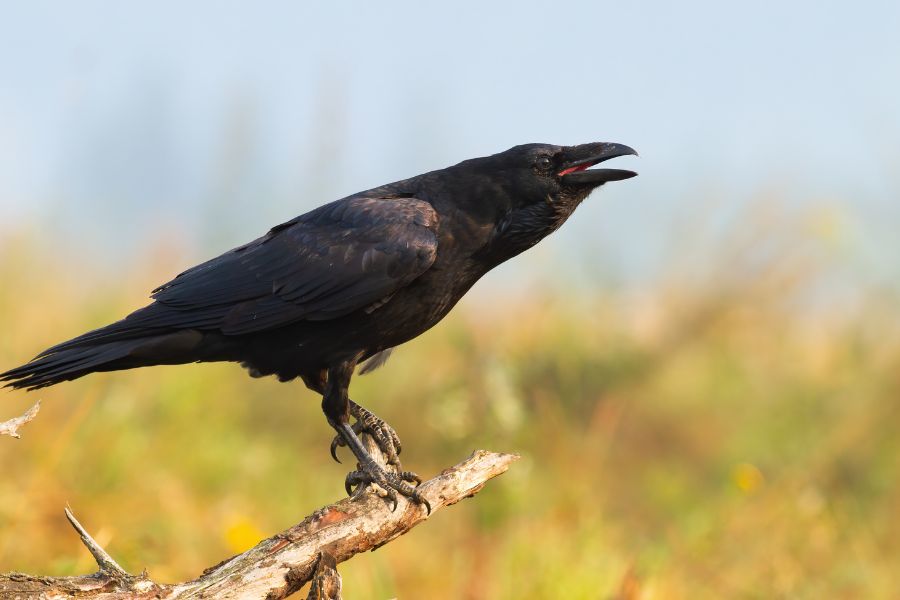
[0, 437, 518, 599]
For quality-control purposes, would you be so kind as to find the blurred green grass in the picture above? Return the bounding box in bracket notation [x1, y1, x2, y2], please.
[1, 206, 898, 599]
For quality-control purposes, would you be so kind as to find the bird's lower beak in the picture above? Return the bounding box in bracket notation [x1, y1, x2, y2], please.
[558, 142, 638, 186]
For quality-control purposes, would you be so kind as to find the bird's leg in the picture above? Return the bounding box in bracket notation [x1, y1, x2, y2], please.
[329, 400, 402, 466]
[322, 362, 429, 513]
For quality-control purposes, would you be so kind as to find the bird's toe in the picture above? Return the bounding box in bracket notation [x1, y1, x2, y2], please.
[343, 463, 429, 514]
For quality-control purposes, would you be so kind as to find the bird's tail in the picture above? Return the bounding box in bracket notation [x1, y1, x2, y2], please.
[0, 338, 150, 391]
[1, 305, 211, 391]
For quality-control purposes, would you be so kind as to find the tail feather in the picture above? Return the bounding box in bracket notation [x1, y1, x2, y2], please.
[34, 304, 171, 359]
[1, 339, 146, 391]
[3, 298, 232, 391]
[2, 297, 224, 391]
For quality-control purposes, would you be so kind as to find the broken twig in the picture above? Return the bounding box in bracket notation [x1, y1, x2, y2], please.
[0, 400, 40, 439]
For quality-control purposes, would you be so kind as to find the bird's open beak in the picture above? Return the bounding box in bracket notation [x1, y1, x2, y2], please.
[558, 142, 638, 186]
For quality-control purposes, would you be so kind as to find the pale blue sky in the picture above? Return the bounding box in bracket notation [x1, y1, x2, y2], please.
[1, 1, 898, 283]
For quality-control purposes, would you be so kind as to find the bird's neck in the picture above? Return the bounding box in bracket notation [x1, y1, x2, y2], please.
[475, 201, 574, 268]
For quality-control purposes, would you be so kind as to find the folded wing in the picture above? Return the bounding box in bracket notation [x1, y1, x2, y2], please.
[39, 195, 439, 354]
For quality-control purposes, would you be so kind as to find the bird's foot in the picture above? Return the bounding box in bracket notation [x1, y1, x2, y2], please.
[331, 418, 429, 513]
[345, 462, 430, 513]
[330, 401, 402, 466]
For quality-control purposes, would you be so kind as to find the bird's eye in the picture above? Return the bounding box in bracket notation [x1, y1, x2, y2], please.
[535, 156, 553, 171]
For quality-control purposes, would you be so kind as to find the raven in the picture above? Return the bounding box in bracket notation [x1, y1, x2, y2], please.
[2, 142, 637, 509]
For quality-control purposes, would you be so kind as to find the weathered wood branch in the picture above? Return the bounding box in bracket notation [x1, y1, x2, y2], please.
[0, 400, 40, 439]
[0, 437, 518, 599]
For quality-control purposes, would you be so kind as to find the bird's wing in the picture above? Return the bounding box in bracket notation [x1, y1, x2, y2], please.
[143, 195, 438, 335]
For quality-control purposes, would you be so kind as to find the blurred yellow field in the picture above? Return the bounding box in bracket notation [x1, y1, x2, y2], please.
[1, 211, 897, 599]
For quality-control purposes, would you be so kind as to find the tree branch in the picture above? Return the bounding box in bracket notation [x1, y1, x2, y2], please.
[0, 441, 518, 599]
[0, 400, 40, 439]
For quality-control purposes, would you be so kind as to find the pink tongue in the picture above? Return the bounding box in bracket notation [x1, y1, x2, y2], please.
[558, 164, 590, 176]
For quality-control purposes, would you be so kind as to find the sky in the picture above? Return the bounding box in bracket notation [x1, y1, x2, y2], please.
[1, 0, 898, 285]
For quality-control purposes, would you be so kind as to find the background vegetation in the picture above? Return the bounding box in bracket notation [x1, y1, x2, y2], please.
[3, 3, 899, 598]
[1, 201, 897, 599]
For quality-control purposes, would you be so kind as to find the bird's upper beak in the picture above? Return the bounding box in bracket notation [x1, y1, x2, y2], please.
[557, 142, 638, 186]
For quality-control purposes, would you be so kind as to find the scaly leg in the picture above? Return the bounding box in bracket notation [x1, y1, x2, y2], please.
[322, 362, 429, 513]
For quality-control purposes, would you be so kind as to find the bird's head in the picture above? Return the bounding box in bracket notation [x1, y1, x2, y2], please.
[463, 141, 638, 263]
[479, 141, 638, 210]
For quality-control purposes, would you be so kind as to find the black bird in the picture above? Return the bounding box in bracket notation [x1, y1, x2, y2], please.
[1, 142, 637, 509]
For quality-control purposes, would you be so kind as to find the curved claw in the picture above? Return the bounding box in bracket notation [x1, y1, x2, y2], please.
[385, 488, 399, 512]
[330, 437, 343, 464]
[413, 492, 432, 515]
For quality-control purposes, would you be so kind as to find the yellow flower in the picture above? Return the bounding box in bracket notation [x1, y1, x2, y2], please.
[224, 516, 265, 553]
[732, 462, 764, 493]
